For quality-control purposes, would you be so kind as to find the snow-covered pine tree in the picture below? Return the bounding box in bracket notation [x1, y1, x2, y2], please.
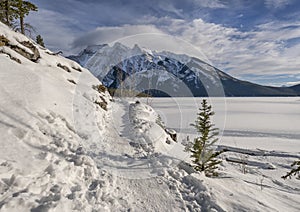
[187, 99, 222, 177]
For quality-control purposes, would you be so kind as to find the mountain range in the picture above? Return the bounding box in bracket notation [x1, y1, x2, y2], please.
[68, 43, 300, 97]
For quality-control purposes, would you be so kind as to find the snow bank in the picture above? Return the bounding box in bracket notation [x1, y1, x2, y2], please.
[128, 101, 174, 154]
[0, 23, 115, 211]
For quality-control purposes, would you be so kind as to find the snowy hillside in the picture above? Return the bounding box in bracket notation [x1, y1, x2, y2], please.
[1, 22, 300, 212]
[0, 23, 117, 211]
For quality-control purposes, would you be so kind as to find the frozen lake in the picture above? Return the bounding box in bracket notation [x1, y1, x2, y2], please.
[145, 97, 300, 152]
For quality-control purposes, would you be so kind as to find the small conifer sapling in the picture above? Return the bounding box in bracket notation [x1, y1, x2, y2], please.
[36, 34, 45, 47]
[186, 99, 222, 177]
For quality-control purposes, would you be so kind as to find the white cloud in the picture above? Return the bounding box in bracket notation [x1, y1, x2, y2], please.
[72, 25, 164, 51]
[71, 18, 300, 82]
[72, 23, 209, 61]
[286, 81, 300, 86]
[156, 1, 184, 18]
[28, 4, 300, 85]
[27, 9, 80, 55]
[193, 0, 227, 9]
[264, 0, 292, 9]
[155, 18, 300, 79]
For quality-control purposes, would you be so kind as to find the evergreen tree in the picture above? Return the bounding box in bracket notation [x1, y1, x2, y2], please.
[186, 99, 222, 177]
[0, 0, 17, 26]
[282, 160, 300, 179]
[36, 34, 44, 47]
[0, 0, 37, 35]
[14, 0, 37, 34]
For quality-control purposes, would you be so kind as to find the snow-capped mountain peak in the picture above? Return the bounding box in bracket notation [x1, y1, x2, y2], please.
[69, 43, 300, 97]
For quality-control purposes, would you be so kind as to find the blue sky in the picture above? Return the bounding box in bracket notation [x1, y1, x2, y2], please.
[27, 0, 300, 86]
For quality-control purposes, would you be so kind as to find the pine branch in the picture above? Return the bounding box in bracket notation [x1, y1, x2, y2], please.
[282, 160, 300, 179]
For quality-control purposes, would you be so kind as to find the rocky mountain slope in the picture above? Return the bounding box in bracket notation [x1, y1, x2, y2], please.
[69, 43, 300, 97]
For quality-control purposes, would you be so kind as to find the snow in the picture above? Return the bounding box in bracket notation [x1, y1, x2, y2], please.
[146, 97, 300, 211]
[0, 22, 299, 212]
[0, 23, 115, 211]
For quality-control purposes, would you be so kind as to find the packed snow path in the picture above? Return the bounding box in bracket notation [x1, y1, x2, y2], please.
[77, 98, 223, 211]
[111, 100, 132, 143]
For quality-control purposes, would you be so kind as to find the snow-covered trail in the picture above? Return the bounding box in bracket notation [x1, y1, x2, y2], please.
[86, 99, 153, 178]
[111, 100, 133, 142]
[97, 99, 174, 176]
[95, 100, 180, 209]
[84, 99, 224, 211]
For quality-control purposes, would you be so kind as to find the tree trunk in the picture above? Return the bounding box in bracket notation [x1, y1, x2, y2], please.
[4, 1, 9, 26]
[20, 15, 24, 34]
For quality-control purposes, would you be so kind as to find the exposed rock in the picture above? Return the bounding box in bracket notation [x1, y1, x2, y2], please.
[57, 63, 71, 72]
[0, 49, 21, 64]
[20, 41, 40, 62]
[94, 100, 107, 111]
[67, 79, 77, 85]
[5, 40, 40, 63]
[0, 35, 9, 46]
[72, 66, 83, 72]
[46, 50, 63, 56]
[93, 84, 107, 93]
